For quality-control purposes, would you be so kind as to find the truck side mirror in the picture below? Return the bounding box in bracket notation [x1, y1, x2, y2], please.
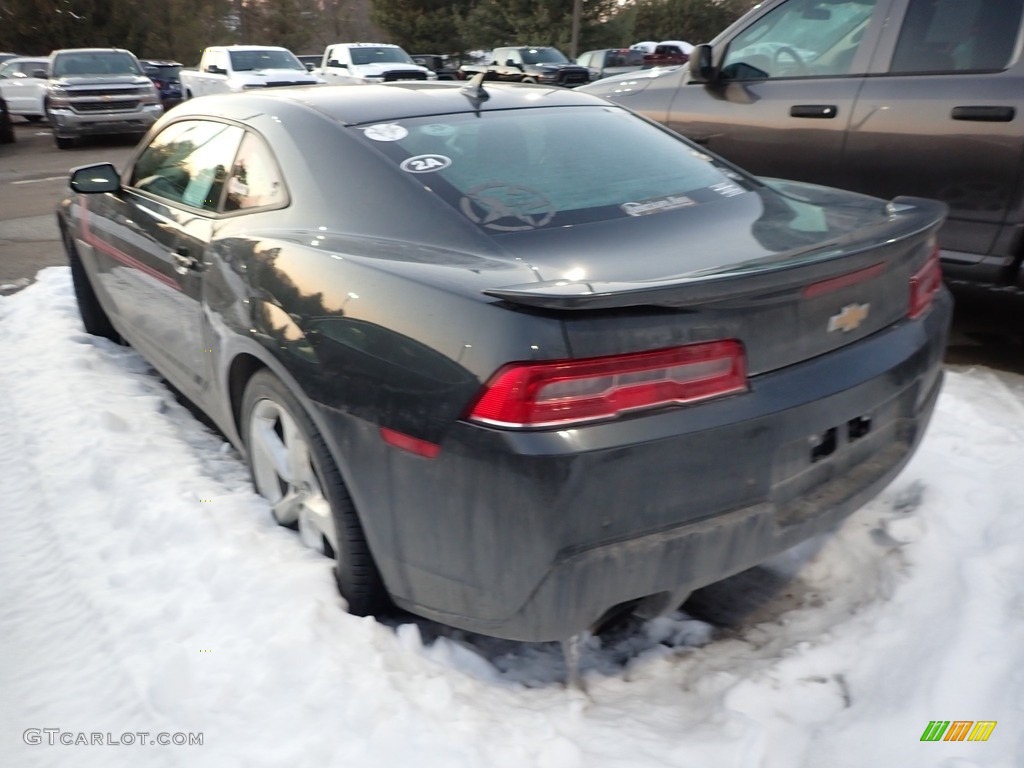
[505, 59, 516, 67]
[33, 69, 48, 79]
[688, 44, 717, 84]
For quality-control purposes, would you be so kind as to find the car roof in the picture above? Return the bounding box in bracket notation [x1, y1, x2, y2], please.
[209, 45, 290, 51]
[175, 81, 613, 126]
[51, 47, 137, 57]
[3, 56, 48, 64]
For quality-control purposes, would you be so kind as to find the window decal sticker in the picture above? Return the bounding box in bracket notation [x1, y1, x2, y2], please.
[460, 183, 555, 231]
[621, 194, 697, 217]
[364, 123, 408, 141]
[400, 154, 452, 173]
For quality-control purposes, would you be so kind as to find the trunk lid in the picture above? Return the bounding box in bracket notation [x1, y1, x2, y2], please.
[485, 184, 945, 375]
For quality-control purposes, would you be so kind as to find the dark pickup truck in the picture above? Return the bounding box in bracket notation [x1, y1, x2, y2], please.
[459, 46, 589, 87]
[583, 0, 1024, 292]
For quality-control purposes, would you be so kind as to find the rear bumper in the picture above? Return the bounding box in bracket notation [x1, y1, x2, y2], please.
[48, 105, 162, 138]
[328, 291, 952, 641]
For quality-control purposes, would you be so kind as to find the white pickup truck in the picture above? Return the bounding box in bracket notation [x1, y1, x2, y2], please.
[180, 45, 322, 99]
[317, 43, 435, 84]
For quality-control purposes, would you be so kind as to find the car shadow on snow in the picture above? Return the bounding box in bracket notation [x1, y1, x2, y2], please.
[373, 543, 831, 687]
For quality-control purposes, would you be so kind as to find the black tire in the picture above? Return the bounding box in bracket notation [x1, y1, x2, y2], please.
[25, 115, 43, 123]
[0, 116, 13, 144]
[241, 370, 389, 616]
[62, 224, 120, 341]
[55, 134, 75, 149]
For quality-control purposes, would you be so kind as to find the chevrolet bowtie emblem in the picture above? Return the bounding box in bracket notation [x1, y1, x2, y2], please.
[828, 302, 870, 333]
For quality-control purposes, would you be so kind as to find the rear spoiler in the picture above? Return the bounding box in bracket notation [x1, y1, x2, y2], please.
[483, 198, 945, 310]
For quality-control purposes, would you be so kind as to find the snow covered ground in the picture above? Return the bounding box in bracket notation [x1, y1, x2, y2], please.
[2, 267, 1022, 768]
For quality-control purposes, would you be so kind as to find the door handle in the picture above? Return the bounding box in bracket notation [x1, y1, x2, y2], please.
[172, 247, 203, 275]
[790, 105, 838, 118]
[951, 106, 1015, 122]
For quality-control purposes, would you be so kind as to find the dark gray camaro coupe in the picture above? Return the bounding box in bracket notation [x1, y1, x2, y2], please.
[58, 80, 951, 642]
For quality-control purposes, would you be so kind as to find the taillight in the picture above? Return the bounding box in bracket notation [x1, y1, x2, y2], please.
[909, 242, 942, 319]
[467, 341, 747, 429]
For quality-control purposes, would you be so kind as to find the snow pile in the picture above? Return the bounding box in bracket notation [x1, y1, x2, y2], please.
[1, 267, 1021, 767]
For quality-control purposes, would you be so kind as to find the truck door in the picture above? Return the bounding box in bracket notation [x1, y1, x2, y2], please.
[843, 0, 1024, 274]
[664, 0, 890, 191]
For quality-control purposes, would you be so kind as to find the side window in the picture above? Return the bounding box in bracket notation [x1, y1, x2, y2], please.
[722, 0, 877, 80]
[224, 132, 288, 212]
[129, 119, 244, 212]
[890, 0, 1023, 74]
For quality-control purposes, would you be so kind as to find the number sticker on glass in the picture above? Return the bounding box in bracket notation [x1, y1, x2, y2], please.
[400, 154, 452, 173]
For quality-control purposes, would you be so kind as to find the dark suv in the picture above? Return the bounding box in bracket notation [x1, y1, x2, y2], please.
[140, 59, 183, 109]
[583, 0, 1024, 292]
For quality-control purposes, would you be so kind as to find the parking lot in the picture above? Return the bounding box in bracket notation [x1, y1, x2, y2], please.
[2, 115, 1023, 375]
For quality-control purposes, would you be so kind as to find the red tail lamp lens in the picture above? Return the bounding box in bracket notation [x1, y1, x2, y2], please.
[468, 340, 747, 429]
[909, 243, 942, 319]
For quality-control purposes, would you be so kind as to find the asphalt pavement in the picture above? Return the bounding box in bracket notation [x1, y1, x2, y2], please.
[0, 118, 135, 293]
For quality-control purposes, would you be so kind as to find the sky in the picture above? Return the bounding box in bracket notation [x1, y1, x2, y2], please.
[1, 266, 1022, 768]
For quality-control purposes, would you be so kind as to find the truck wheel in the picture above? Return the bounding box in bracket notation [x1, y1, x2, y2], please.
[185, 89, 194, 100]
[522, 77, 537, 84]
[55, 135, 76, 149]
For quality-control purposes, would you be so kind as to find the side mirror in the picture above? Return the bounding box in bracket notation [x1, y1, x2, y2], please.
[33, 69, 48, 79]
[69, 163, 121, 194]
[505, 59, 516, 67]
[688, 44, 717, 84]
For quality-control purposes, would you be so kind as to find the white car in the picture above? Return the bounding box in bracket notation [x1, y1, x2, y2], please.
[0, 57, 48, 122]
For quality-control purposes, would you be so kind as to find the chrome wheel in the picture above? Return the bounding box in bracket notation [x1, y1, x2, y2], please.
[248, 398, 337, 555]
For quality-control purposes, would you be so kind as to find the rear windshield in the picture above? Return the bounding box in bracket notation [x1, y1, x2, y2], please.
[53, 52, 142, 77]
[146, 65, 181, 77]
[521, 48, 570, 65]
[608, 50, 646, 67]
[229, 49, 304, 72]
[350, 47, 414, 66]
[357, 105, 756, 232]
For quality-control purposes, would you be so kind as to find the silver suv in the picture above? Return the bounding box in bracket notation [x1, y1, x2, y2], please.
[46, 48, 162, 149]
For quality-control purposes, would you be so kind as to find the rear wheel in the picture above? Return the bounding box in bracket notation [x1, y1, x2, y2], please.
[521, 76, 537, 84]
[0, 114, 13, 144]
[62, 224, 120, 341]
[241, 370, 389, 616]
[25, 115, 43, 123]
